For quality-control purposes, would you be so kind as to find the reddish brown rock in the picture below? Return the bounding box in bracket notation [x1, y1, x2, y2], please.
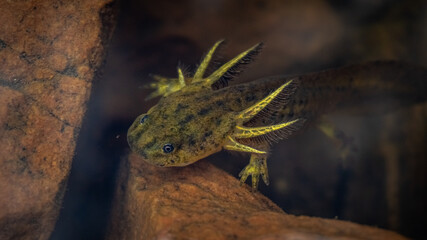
[0, 1, 116, 239]
[107, 153, 408, 240]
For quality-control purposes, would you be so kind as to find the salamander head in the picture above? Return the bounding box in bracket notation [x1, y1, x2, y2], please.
[127, 40, 265, 167]
[127, 95, 233, 167]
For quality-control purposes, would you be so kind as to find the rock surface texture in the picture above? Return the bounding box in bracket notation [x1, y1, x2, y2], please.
[107, 153, 408, 240]
[0, 1, 115, 239]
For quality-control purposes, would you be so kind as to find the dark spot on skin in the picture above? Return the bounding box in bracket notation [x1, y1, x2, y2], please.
[204, 131, 213, 137]
[197, 107, 212, 116]
[175, 103, 189, 113]
[0, 39, 6, 49]
[201, 130, 213, 142]
[215, 100, 224, 107]
[179, 114, 194, 126]
[170, 159, 175, 163]
[288, 110, 294, 118]
[245, 95, 256, 102]
[199, 146, 204, 150]
[188, 137, 196, 146]
[177, 143, 183, 150]
[144, 139, 157, 149]
[216, 119, 222, 126]
[130, 129, 144, 144]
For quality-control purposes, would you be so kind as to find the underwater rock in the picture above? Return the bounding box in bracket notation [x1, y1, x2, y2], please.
[0, 1, 116, 239]
[107, 153, 407, 240]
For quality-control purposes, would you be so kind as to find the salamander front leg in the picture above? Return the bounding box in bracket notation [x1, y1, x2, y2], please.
[239, 153, 270, 190]
[224, 136, 270, 190]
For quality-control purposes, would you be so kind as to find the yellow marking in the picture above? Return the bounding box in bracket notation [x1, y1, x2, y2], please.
[224, 136, 266, 154]
[205, 43, 261, 86]
[234, 119, 300, 138]
[237, 80, 294, 121]
[177, 68, 186, 87]
[193, 40, 224, 81]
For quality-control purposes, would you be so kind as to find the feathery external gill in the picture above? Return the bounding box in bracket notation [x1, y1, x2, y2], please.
[193, 40, 224, 81]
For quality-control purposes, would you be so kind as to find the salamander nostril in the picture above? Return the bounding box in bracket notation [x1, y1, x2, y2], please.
[140, 115, 149, 124]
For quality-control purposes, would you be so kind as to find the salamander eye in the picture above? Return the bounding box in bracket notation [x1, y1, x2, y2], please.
[140, 115, 148, 124]
[162, 144, 174, 153]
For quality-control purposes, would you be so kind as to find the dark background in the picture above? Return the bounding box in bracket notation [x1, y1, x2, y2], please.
[51, 0, 427, 239]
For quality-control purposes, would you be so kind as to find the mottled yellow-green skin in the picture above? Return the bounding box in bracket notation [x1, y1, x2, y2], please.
[127, 79, 280, 167]
[127, 41, 426, 189]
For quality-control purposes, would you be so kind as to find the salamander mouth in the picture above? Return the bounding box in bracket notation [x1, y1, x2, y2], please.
[166, 160, 191, 167]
